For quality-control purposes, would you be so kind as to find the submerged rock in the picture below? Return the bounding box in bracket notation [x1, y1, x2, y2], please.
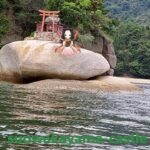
[0, 40, 110, 83]
[22, 76, 142, 92]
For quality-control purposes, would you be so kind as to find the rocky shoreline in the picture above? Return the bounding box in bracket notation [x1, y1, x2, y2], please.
[16, 76, 143, 92]
[0, 40, 149, 92]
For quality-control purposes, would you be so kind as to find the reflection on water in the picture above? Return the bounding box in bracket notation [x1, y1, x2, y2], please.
[0, 82, 150, 149]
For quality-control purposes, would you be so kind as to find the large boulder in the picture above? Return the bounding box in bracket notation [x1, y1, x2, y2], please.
[0, 40, 110, 83]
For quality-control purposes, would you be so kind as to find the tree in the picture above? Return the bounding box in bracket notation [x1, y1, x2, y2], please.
[46, 0, 113, 36]
[105, 0, 150, 26]
[113, 22, 150, 78]
[0, 15, 9, 46]
[10, 0, 44, 37]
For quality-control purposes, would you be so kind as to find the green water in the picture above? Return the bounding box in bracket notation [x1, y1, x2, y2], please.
[0, 82, 150, 149]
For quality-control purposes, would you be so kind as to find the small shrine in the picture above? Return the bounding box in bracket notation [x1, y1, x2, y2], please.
[35, 10, 63, 41]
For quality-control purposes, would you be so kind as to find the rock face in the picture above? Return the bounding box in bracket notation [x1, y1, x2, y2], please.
[81, 37, 117, 76]
[0, 40, 110, 83]
[102, 38, 117, 74]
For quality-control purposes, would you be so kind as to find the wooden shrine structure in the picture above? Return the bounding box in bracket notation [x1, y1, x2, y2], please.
[35, 10, 63, 41]
[38, 10, 60, 32]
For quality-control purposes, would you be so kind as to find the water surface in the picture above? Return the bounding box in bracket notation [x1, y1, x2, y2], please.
[0, 82, 150, 149]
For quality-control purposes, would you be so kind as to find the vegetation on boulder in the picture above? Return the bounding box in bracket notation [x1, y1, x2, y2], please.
[46, 0, 114, 43]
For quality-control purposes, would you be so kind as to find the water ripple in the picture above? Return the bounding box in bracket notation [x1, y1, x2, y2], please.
[0, 82, 150, 149]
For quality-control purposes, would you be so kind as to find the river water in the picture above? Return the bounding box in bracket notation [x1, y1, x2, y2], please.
[0, 82, 150, 150]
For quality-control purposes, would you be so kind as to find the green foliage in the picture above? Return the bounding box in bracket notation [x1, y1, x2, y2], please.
[0, 0, 45, 44]
[78, 34, 95, 48]
[0, 0, 7, 11]
[113, 22, 150, 78]
[0, 15, 9, 39]
[79, 0, 91, 8]
[46, 0, 64, 10]
[12, 0, 43, 37]
[0, 0, 113, 39]
[0, 0, 149, 79]
[46, 0, 113, 37]
[105, 0, 150, 78]
[105, 0, 150, 26]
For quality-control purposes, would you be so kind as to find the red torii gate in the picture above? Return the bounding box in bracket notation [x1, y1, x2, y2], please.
[39, 10, 60, 32]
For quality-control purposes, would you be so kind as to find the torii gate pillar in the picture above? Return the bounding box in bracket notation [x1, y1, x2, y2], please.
[39, 10, 60, 32]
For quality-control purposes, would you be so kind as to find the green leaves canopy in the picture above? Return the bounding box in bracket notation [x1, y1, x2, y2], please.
[46, 0, 112, 36]
[113, 22, 150, 78]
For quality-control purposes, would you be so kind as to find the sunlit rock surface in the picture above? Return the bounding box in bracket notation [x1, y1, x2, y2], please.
[0, 40, 110, 82]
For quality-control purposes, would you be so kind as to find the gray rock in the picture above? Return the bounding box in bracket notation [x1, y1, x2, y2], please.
[79, 36, 117, 75]
[106, 69, 115, 76]
[0, 40, 110, 82]
[102, 40, 117, 69]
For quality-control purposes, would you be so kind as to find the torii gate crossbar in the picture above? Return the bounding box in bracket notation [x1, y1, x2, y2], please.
[39, 10, 60, 32]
